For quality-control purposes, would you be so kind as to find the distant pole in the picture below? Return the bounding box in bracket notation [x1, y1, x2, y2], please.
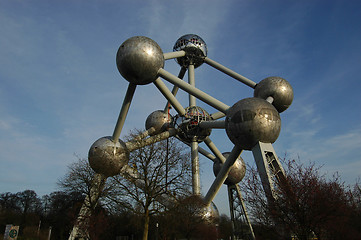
[166, 138, 169, 191]
[47, 226, 52, 240]
[156, 222, 159, 240]
[37, 220, 41, 237]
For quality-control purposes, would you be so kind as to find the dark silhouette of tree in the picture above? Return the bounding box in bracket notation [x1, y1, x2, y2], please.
[164, 195, 217, 240]
[43, 191, 84, 239]
[217, 214, 233, 240]
[240, 158, 361, 240]
[0, 190, 42, 238]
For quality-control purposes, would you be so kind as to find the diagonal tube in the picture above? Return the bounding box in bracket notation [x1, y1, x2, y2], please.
[164, 66, 187, 112]
[158, 68, 229, 113]
[203, 145, 243, 206]
[204, 57, 257, 88]
[204, 137, 226, 163]
[210, 111, 226, 120]
[112, 83, 137, 142]
[125, 128, 178, 152]
[154, 78, 186, 116]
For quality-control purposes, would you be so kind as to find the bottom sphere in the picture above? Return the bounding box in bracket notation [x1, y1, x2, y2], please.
[213, 152, 246, 185]
[88, 136, 129, 177]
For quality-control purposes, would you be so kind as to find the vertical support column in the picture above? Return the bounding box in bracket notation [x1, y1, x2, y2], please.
[251, 142, 286, 201]
[191, 141, 201, 195]
[228, 184, 255, 240]
[188, 63, 201, 195]
[188, 64, 196, 107]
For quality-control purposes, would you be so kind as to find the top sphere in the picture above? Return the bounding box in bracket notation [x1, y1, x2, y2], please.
[173, 34, 207, 68]
[254, 76, 294, 112]
[116, 36, 164, 85]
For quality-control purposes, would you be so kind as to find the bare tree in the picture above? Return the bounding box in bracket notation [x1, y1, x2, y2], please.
[105, 134, 192, 240]
[240, 158, 360, 240]
[58, 157, 110, 239]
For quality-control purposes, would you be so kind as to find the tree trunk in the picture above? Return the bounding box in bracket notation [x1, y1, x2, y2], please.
[143, 208, 150, 240]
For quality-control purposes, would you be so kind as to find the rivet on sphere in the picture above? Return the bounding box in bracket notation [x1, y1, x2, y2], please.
[225, 97, 281, 150]
[254, 76, 294, 113]
[116, 36, 164, 85]
[88, 136, 129, 177]
[145, 110, 173, 136]
[213, 152, 246, 185]
[173, 34, 207, 68]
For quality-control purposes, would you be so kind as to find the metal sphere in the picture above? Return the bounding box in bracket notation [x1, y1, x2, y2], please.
[173, 34, 207, 68]
[213, 152, 246, 185]
[116, 36, 164, 85]
[182, 195, 219, 222]
[225, 97, 281, 150]
[145, 110, 173, 135]
[175, 106, 212, 143]
[202, 202, 219, 222]
[254, 76, 294, 113]
[88, 136, 129, 177]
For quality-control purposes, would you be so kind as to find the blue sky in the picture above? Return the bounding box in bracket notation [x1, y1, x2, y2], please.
[1, 0, 361, 216]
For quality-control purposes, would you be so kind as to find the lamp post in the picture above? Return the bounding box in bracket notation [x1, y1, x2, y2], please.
[156, 222, 159, 240]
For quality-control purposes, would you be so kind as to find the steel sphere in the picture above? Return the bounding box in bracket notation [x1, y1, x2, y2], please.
[225, 97, 281, 150]
[145, 110, 172, 135]
[116, 36, 164, 85]
[213, 152, 246, 185]
[202, 202, 219, 222]
[175, 106, 212, 143]
[181, 195, 219, 222]
[173, 34, 207, 68]
[254, 76, 294, 113]
[88, 136, 129, 177]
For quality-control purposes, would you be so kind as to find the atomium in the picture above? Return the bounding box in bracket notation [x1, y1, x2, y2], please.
[71, 33, 294, 240]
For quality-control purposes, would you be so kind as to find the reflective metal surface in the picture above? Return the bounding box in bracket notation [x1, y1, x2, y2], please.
[173, 34, 207, 68]
[226, 97, 281, 150]
[254, 76, 294, 113]
[116, 36, 164, 85]
[145, 110, 172, 135]
[213, 152, 246, 185]
[88, 136, 129, 177]
[202, 201, 220, 222]
[175, 106, 212, 143]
